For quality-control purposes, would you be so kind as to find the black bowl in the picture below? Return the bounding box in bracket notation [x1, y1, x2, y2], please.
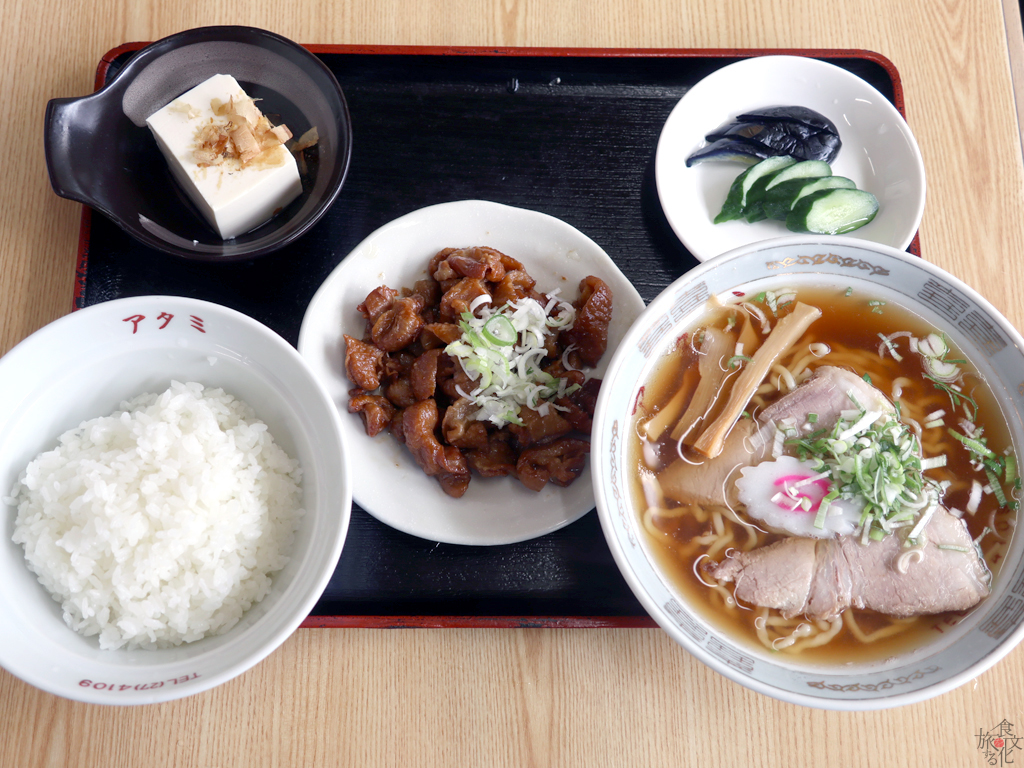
[44, 26, 352, 262]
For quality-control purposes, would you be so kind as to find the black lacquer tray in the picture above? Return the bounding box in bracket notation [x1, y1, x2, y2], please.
[74, 45, 910, 627]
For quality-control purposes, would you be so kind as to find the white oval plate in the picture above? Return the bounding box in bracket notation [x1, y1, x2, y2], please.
[298, 200, 645, 545]
[655, 55, 926, 262]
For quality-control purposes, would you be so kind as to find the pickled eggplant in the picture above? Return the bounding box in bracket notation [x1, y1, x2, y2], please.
[735, 106, 838, 132]
[686, 105, 842, 166]
[684, 137, 775, 166]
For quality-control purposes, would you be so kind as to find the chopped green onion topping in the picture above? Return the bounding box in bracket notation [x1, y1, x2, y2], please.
[813, 488, 839, 530]
[445, 295, 578, 427]
[926, 375, 978, 420]
[877, 333, 904, 362]
[949, 428, 996, 459]
[986, 468, 1009, 508]
[786, 396, 943, 542]
[727, 354, 753, 369]
[481, 314, 517, 347]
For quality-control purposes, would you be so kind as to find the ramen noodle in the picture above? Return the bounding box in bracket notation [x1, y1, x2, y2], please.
[629, 285, 1017, 662]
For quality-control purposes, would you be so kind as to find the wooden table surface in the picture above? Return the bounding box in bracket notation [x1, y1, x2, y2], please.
[4, 1, 1024, 766]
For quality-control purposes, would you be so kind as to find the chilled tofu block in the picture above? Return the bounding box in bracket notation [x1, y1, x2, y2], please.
[145, 74, 302, 240]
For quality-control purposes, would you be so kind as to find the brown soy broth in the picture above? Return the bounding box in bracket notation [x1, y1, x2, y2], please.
[630, 285, 1015, 664]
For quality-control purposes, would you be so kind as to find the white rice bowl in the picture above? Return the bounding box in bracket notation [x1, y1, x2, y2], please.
[10, 381, 304, 651]
[0, 296, 350, 705]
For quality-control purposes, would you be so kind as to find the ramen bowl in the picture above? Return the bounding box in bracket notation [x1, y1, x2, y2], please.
[0, 297, 351, 704]
[592, 236, 1024, 709]
[44, 26, 352, 261]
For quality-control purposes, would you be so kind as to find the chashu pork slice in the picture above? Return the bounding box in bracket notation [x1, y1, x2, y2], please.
[659, 365, 894, 509]
[756, 364, 893, 425]
[711, 508, 991, 620]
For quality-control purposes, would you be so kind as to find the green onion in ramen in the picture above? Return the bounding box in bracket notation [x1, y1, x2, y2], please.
[630, 286, 1017, 662]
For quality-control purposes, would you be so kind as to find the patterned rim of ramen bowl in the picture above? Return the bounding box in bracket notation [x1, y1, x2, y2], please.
[592, 235, 1024, 710]
[0, 296, 351, 704]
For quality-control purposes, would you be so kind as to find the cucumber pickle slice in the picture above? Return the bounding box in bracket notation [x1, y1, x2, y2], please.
[743, 160, 832, 222]
[714, 156, 795, 223]
[786, 188, 879, 234]
[711, 155, 879, 235]
[762, 175, 856, 220]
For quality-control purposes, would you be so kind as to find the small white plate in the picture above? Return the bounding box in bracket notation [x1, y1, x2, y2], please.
[298, 200, 645, 545]
[655, 55, 926, 262]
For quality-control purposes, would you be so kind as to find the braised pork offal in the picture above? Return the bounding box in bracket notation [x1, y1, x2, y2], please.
[343, 246, 613, 497]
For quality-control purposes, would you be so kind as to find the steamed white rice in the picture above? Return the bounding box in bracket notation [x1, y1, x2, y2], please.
[8, 381, 304, 650]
